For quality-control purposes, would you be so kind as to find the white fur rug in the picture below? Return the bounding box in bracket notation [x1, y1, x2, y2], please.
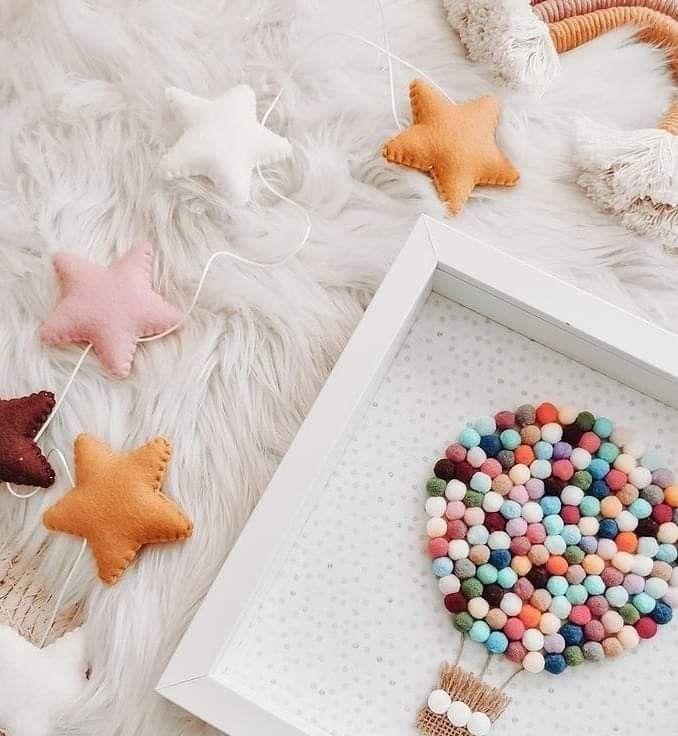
[1, 1, 677, 734]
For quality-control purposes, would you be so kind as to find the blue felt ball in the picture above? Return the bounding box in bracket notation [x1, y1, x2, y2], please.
[540, 497, 562, 516]
[593, 417, 613, 438]
[579, 536, 598, 554]
[501, 500, 522, 519]
[544, 514, 564, 535]
[489, 549, 511, 569]
[479, 434, 502, 457]
[629, 498, 652, 519]
[534, 441, 554, 460]
[497, 567, 518, 589]
[469, 620, 491, 643]
[432, 558, 454, 577]
[598, 519, 618, 539]
[651, 600, 673, 625]
[474, 416, 497, 437]
[459, 428, 481, 449]
[544, 654, 567, 674]
[588, 480, 610, 499]
[560, 623, 584, 646]
[561, 525, 581, 545]
[656, 544, 678, 563]
[485, 631, 509, 653]
[588, 458, 610, 480]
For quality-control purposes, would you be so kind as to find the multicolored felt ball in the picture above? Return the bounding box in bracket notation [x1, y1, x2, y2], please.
[425, 403, 678, 674]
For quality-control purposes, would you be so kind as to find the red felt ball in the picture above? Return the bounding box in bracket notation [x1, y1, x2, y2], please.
[445, 592, 467, 614]
[447, 520, 468, 540]
[569, 604, 592, 626]
[587, 595, 610, 618]
[506, 641, 528, 663]
[536, 402, 558, 425]
[584, 620, 605, 642]
[510, 536, 531, 556]
[428, 538, 448, 558]
[653, 503, 673, 524]
[579, 431, 601, 453]
[503, 617, 526, 641]
[495, 411, 516, 430]
[446, 443, 467, 463]
[600, 567, 623, 588]
[561, 505, 580, 524]
[455, 461, 475, 484]
[605, 469, 627, 492]
[485, 512, 506, 532]
[552, 459, 574, 482]
[635, 616, 658, 639]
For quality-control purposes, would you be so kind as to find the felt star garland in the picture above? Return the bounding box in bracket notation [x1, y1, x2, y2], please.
[0, 391, 56, 488]
[41, 243, 181, 378]
[383, 80, 520, 215]
[43, 434, 193, 585]
[161, 84, 292, 204]
[0, 626, 88, 736]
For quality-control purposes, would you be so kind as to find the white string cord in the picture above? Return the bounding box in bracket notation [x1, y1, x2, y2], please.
[37, 448, 87, 649]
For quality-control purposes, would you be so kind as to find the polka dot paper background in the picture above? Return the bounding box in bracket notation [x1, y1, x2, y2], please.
[217, 294, 678, 736]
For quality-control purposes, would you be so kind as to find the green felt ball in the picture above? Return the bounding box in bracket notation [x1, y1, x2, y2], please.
[619, 603, 640, 625]
[598, 442, 620, 464]
[572, 471, 593, 490]
[461, 577, 483, 600]
[566, 584, 588, 605]
[476, 564, 498, 585]
[454, 612, 474, 632]
[427, 478, 447, 497]
[564, 645, 584, 666]
[579, 496, 600, 517]
[633, 592, 656, 614]
[576, 411, 595, 431]
[464, 490, 484, 508]
[565, 546, 585, 564]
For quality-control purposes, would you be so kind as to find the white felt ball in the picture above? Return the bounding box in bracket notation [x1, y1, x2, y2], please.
[428, 689, 452, 715]
[509, 464, 531, 485]
[539, 612, 561, 635]
[467, 447, 487, 468]
[522, 628, 545, 651]
[488, 531, 511, 550]
[439, 576, 461, 595]
[614, 453, 637, 474]
[612, 551, 634, 573]
[545, 535, 566, 555]
[663, 588, 678, 607]
[618, 625, 640, 650]
[482, 491, 504, 513]
[522, 651, 545, 673]
[637, 537, 658, 558]
[624, 439, 646, 459]
[448, 540, 470, 560]
[541, 422, 563, 444]
[561, 485, 584, 506]
[597, 539, 617, 560]
[467, 712, 492, 736]
[616, 511, 638, 533]
[570, 448, 591, 471]
[464, 507, 485, 527]
[500, 592, 522, 617]
[427, 518, 447, 538]
[447, 701, 472, 727]
[521, 501, 543, 523]
[530, 460, 551, 480]
[602, 611, 624, 634]
[672, 569, 678, 587]
[631, 555, 654, 577]
[468, 597, 490, 620]
[425, 497, 447, 518]
[658, 522, 678, 544]
[578, 517, 599, 536]
[467, 525, 490, 546]
[645, 577, 668, 599]
[446, 480, 467, 501]
[611, 426, 633, 447]
[629, 466, 652, 489]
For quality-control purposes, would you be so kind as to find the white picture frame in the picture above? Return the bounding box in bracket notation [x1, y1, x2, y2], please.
[157, 215, 678, 735]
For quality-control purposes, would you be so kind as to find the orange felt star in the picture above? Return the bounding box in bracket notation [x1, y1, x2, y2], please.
[383, 79, 520, 214]
[43, 434, 193, 585]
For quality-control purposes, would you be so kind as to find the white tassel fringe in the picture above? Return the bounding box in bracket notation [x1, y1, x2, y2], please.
[442, 0, 561, 94]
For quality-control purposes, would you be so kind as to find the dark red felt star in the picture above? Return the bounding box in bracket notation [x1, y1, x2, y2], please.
[0, 391, 56, 488]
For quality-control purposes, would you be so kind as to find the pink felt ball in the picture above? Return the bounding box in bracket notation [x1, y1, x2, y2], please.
[584, 620, 605, 642]
[510, 536, 532, 556]
[579, 431, 601, 453]
[504, 617, 526, 641]
[600, 567, 623, 588]
[526, 523, 546, 544]
[566, 564, 586, 585]
[552, 459, 574, 482]
[605, 469, 627, 491]
[506, 642, 528, 663]
[464, 507, 485, 527]
[514, 578, 535, 602]
[509, 485, 529, 504]
[446, 501, 466, 520]
[586, 595, 610, 618]
[506, 517, 528, 538]
[561, 505, 580, 525]
[569, 604, 592, 626]
[481, 458, 503, 478]
[447, 520, 468, 540]
[446, 443, 467, 463]
[429, 538, 449, 558]
[653, 503, 673, 524]
[496, 411, 516, 430]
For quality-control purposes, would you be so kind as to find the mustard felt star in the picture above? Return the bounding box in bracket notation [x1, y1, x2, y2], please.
[383, 79, 519, 214]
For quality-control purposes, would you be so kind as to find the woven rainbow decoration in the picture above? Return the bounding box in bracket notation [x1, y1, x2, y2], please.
[443, 0, 678, 248]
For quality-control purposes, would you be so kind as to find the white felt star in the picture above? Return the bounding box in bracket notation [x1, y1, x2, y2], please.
[0, 626, 88, 736]
[160, 84, 292, 204]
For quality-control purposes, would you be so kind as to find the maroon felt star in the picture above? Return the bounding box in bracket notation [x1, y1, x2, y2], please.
[0, 391, 56, 488]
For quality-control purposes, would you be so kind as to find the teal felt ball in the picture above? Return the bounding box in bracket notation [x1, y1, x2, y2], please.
[579, 496, 600, 517]
[566, 584, 588, 605]
[544, 514, 564, 535]
[656, 544, 678, 563]
[547, 576, 568, 597]
[469, 620, 491, 643]
[432, 558, 454, 577]
[459, 428, 481, 449]
[629, 498, 652, 519]
[583, 575, 605, 596]
[476, 564, 498, 585]
[500, 429, 521, 450]
[561, 525, 581, 545]
[534, 441, 553, 460]
[633, 592, 656, 614]
[497, 567, 518, 589]
[598, 442, 620, 464]
[593, 417, 613, 438]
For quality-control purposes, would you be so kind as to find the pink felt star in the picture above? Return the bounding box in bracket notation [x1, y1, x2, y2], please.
[41, 244, 181, 378]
